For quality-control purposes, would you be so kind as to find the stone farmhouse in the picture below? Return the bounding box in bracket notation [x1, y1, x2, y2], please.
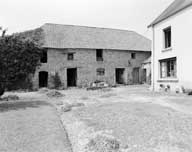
[148, 0, 192, 92]
[20, 23, 151, 89]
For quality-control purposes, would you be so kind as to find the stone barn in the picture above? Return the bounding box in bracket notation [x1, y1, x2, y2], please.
[20, 23, 151, 89]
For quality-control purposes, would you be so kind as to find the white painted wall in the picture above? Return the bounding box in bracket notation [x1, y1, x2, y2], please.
[151, 5, 192, 92]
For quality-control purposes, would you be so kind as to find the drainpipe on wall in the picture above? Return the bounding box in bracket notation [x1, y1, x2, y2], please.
[152, 26, 155, 91]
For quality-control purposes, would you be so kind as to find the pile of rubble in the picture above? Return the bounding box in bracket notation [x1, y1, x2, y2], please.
[87, 81, 109, 90]
[46, 90, 65, 98]
[0, 95, 19, 101]
[85, 134, 120, 152]
[60, 102, 85, 113]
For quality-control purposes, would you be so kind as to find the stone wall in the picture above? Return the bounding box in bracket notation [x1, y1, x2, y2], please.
[32, 48, 151, 89]
[142, 63, 151, 84]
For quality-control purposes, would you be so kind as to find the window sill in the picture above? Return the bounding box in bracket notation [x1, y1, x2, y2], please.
[162, 47, 172, 52]
[157, 78, 179, 83]
[97, 60, 104, 62]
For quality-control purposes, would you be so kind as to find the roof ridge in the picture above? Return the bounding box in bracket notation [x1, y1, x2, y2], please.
[43, 23, 136, 33]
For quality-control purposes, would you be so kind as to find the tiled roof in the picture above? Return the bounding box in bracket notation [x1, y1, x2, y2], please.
[148, 0, 192, 27]
[41, 23, 151, 51]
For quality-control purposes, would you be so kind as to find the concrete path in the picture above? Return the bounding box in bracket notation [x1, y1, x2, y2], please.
[0, 100, 72, 152]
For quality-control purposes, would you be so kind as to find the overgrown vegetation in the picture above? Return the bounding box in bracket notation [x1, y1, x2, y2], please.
[0, 34, 43, 93]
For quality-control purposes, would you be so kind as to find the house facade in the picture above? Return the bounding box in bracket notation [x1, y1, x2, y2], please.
[149, 0, 192, 92]
[21, 23, 151, 89]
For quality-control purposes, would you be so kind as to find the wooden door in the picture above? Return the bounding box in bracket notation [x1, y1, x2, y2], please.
[132, 68, 140, 84]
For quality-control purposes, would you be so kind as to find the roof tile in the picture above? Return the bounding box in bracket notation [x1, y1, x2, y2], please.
[41, 23, 151, 51]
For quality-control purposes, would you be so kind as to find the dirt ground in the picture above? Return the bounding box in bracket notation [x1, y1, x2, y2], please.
[2, 85, 192, 152]
[0, 100, 72, 152]
[59, 85, 192, 152]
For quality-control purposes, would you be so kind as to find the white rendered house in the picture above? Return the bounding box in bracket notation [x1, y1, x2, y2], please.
[148, 0, 192, 92]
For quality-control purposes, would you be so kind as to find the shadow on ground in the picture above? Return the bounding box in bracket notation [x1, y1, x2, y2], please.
[0, 100, 51, 112]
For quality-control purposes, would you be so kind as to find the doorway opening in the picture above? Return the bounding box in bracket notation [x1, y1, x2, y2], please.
[39, 71, 48, 88]
[142, 69, 147, 83]
[67, 68, 77, 87]
[132, 67, 140, 84]
[116, 68, 125, 84]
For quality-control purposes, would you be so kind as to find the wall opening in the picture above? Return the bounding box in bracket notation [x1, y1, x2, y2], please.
[67, 53, 74, 60]
[142, 69, 147, 83]
[159, 57, 176, 78]
[163, 26, 171, 49]
[97, 68, 105, 76]
[39, 71, 48, 88]
[116, 68, 125, 84]
[40, 50, 47, 63]
[131, 53, 136, 59]
[67, 68, 77, 87]
[96, 49, 103, 61]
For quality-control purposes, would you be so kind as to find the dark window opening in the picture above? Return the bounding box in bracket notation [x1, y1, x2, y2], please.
[97, 68, 105, 76]
[96, 49, 103, 61]
[41, 50, 47, 63]
[164, 27, 171, 48]
[131, 53, 136, 59]
[68, 53, 74, 60]
[160, 57, 176, 78]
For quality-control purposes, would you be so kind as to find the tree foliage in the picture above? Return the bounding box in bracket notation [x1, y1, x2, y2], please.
[0, 27, 7, 37]
[0, 35, 43, 91]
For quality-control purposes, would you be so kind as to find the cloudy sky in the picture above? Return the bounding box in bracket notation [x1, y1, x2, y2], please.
[0, 0, 173, 37]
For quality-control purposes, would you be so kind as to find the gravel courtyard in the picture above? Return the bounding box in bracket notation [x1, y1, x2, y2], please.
[2, 86, 192, 152]
[0, 100, 72, 152]
[59, 85, 192, 152]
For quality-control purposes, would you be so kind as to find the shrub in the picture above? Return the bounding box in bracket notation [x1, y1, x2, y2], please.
[0, 84, 5, 97]
[51, 72, 62, 89]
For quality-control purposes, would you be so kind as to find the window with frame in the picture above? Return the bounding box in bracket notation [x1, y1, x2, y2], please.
[131, 53, 136, 59]
[163, 27, 171, 49]
[41, 50, 47, 63]
[97, 68, 105, 76]
[67, 53, 74, 60]
[160, 57, 176, 78]
[96, 49, 103, 61]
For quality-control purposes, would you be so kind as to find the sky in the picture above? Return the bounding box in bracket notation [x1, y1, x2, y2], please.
[0, 0, 174, 38]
